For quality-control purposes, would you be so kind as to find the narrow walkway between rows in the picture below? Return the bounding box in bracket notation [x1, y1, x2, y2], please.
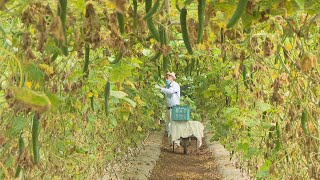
[149, 134, 221, 179]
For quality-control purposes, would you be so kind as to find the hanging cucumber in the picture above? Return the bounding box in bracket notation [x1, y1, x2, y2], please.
[190, 58, 195, 76]
[145, 0, 152, 12]
[32, 114, 40, 164]
[58, 0, 68, 56]
[220, 28, 225, 43]
[90, 90, 94, 111]
[242, 65, 248, 89]
[175, 0, 181, 12]
[197, 0, 205, 44]
[226, 0, 248, 29]
[275, 122, 281, 150]
[110, 51, 123, 64]
[145, 0, 159, 41]
[133, 0, 138, 31]
[180, 8, 193, 55]
[157, 65, 161, 78]
[15, 165, 22, 177]
[301, 109, 309, 135]
[147, 19, 160, 41]
[159, 24, 165, 46]
[150, 52, 161, 61]
[144, 0, 160, 20]
[117, 12, 125, 35]
[236, 83, 239, 102]
[18, 134, 24, 158]
[83, 44, 90, 78]
[163, 55, 169, 73]
[104, 81, 110, 117]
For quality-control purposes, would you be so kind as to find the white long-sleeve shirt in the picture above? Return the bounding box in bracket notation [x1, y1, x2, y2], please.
[161, 81, 180, 107]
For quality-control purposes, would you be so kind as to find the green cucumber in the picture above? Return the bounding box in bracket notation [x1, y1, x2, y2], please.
[236, 83, 239, 102]
[221, 28, 225, 43]
[146, 0, 152, 12]
[117, 12, 125, 35]
[159, 24, 165, 46]
[58, 0, 68, 56]
[18, 134, 24, 158]
[275, 122, 281, 150]
[226, 0, 248, 29]
[150, 52, 161, 61]
[242, 65, 248, 89]
[175, 0, 181, 12]
[32, 114, 40, 164]
[301, 109, 309, 135]
[90, 90, 94, 111]
[144, 0, 160, 20]
[163, 55, 169, 73]
[83, 44, 90, 78]
[180, 8, 193, 54]
[15, 165, 22, 178]
[197, 0, 205, 43]
[110, 51, 123, 64]
[104, 81, 110, 116]
[133, 0, 138, 30]
[147, 19, 160, 41]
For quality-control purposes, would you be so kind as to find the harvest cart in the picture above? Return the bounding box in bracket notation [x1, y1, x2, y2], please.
[170, 106, 202, 154]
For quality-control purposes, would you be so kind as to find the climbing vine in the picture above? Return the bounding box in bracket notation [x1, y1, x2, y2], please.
[0, 0, 319, 179]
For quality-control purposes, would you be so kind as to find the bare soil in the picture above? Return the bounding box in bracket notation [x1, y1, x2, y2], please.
[149, 135, 222, 180]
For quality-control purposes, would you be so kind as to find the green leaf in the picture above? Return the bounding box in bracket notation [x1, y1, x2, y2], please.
[9, 116, 25, 137]
[224, 85, 233, 96]
[123, 97, 136, 108]
[294, 0, 305, 9]
[256, 101, 271, 112]
[45, 92, 64, 112]
[244, 118, 260, 127]
[24, 63, 45, 82]
[12, 87, 51, 113]
[237, 143, 249, 152]
[110, 64, 133, 83]
[223, 107, 240, 119]
[184, 0, 193, 5]
[88, 114, 97, 123]
[257, 160, 271, 178]
[5, 155, 14, 168]
[110, 91, 127, 99]
[110, 117, 118, 127]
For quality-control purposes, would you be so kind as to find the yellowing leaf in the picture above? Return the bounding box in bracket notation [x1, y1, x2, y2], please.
[39, 64, 54, 76]
[25, 81, 32, 89]
[87, 92, 93, 98]
[110, 91, 127, 98]
[271, 73, 277, 80]
[137, 126, 143, 132]
[124, 80, 136, 89]
[105, 1, 115, 9]
[134, 96, 146, 106]
[217, 21, 225, 29]
[284, 43, 293, 51]
[35, 82, 40, 89]
[208, 32, 216, 42]
[197, 43, 206, 51]
[11, 87, 51, 113]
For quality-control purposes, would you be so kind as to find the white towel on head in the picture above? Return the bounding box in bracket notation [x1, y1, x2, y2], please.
[168, 120, 204, 147]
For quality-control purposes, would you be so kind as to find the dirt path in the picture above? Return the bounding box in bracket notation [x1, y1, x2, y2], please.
[149, 135, 221, 179]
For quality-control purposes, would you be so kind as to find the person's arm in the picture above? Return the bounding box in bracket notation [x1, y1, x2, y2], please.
[161, 83, 179, 95]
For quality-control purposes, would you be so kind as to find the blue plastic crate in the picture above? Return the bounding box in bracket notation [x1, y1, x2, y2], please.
[171, 106, 190, 121]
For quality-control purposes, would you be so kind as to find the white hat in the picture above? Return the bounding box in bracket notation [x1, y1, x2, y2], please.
[166, 72, 176, 79]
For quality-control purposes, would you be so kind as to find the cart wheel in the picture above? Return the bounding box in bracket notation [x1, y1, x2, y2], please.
[182, 138, 188, 154]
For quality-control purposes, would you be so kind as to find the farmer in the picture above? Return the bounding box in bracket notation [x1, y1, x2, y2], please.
[160, 72, 181, 146]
